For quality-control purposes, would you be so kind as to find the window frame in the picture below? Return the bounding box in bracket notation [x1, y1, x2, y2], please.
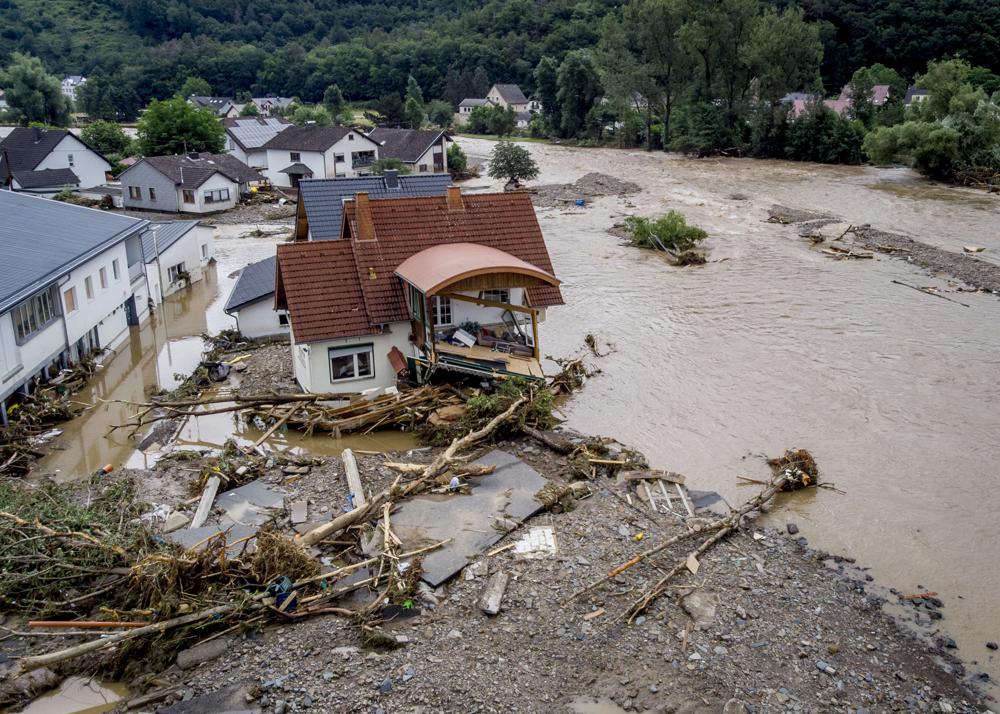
[328, 343, 375, 383]
[204, 188, 230, 204]
[11, 288, 58, 344]
[128, 186, 141, 200]
[432, 296, 453, 326]
[67, 153, 74, 166]
[290, 151, 301, 162]
[112, 259, 120, 280]
[63, 286, 77, 313]
[99, 267, 108, 289]
[84, 276, 94, 300]
[148, 187, 156, 201]
[200, 244, 209, 259]
[182, 189, 195, 204]
[481, 289, 511, 304]
[409, 284, 423, 321]
[278, 313, 289, 326]
[167, 262, 187, 283]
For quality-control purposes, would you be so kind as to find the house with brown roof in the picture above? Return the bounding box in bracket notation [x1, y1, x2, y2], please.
[275, 187, 562, 394]
[120, 152, 263, 214]
[260, 125, 381, 188]
[367, 128, 451, 174]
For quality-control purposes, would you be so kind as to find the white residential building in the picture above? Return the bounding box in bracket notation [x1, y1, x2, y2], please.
[0, 127, 112, 194]
[260, 125, 381, 188]
[119, 153, 262, 214]
[223, 116, 293, 171]
[142, 221, 215, 303]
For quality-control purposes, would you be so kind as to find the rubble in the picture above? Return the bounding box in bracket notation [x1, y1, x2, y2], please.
[531, 172, 642, 208]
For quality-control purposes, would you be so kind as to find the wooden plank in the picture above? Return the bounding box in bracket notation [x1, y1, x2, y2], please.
[582, 608, 605, 621]
[342, 448, 366, 510]
[189, 475, 220, 529]
[622, 470, 685, 485]
[478, 570, 509, 616]
[676, 483, 695, 517]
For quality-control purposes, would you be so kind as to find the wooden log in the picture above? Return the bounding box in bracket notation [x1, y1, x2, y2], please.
[522, 426, 574, 454]
[342, 448, 366, 510]
[478, 570, 509, 616]
[28, 620, 146, 629]
[189, 475, 220, 530]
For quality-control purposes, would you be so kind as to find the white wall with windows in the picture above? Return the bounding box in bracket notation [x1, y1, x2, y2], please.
[292, 322, 410, 394]
[428, 288, 535, 332]
[176, 173, 240, 213]
[61, 243, 133, 354]
[34, 134, 111, 189]
[230, 299, 289, 339]
[146, 225, 215, 302]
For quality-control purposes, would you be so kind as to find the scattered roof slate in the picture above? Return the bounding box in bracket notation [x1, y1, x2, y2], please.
[276, 191, 563, 343]
[0, 191, 147, 311]
[368, 128, 447, 164]
[492, 84, 529, 105]
[224, 255, 278, 312]
[223, 116, 292, 151]
[141, 220, 202, 263]
[298, 174, 452, 241]
[12, 168, 79, 189]
[128, 153, 262, 189]
[261, 125, 377, 152]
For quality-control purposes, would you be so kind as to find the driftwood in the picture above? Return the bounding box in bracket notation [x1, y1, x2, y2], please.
[17, 540, 450, 673]
[523, 426, 574, 454]
[891, 280, 971, 308]
[297, 395, 528, 547]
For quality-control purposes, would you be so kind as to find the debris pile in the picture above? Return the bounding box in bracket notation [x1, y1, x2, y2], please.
[531, 172, 641, 208]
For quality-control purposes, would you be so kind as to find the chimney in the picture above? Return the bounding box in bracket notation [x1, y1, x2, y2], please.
[355, 192, 375, 241]
[32, 127, 43, 142]
[446, 185, 464, 212]
[383, 169, 399, 189]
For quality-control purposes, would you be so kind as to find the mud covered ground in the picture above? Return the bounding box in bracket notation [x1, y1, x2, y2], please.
[9, 435, 977, 713]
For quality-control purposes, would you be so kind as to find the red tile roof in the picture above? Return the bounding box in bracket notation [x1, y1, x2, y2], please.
[276, 190, 563, 343]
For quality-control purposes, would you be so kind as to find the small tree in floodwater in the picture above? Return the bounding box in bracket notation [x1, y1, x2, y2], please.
[624, 212, 707, 252]
[488, 140, 539, 186]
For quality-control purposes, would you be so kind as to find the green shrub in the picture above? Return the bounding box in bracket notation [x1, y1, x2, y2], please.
[624, 212, 707, 252]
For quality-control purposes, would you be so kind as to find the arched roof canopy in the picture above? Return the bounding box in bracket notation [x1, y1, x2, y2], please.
[394, 242, 560, 297]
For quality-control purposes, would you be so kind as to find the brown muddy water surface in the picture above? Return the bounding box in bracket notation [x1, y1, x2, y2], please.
[460, 138, 1000, 689]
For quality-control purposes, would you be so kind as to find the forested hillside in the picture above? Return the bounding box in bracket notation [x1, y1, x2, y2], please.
[2, 0, 999, 118]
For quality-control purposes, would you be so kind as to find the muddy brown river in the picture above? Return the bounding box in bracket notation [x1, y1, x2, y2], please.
[461, 139, 1000, 688]
[34, 140, 1000, 694]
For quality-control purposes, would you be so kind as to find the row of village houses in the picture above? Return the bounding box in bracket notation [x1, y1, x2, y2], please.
[0, 122, 453, 211]
[1, 170, 564, 414]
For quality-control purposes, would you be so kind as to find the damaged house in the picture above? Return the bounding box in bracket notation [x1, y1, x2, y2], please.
[274, 187, 562, 394]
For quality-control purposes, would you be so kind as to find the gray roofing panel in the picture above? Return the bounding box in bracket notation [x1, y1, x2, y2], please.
[224, 254, 278, 312]
[0, 191, 148, 311]
[141, 220, 202, 263]
[12, 168, 80, 189]
[224, 117, 292, 151]
[298, 174, 453, 241]
[368, 128, 445, 163]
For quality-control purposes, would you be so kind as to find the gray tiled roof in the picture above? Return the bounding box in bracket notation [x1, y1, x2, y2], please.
[298, 174, 453, 241]
[492, 84, 528, 104]
[0, 127, 109, 177]
[128, 153, 262, 189]
[0, 191, 147, 312]
[459, 98, 488, 108]
[189, 96, 235, 115]
[262, 125, 378, 152]
[224, 254, 277, 312]
[12, 168, 80, 189]
[368, 128, 447, 163]
[279, 162, 313, 175]
[141, 220, 202, 263]
[223, 116, 292, 151]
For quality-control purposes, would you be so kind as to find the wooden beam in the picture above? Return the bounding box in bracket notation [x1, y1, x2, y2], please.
[439, 291, 534, 315]
[342, 448, 366, 510]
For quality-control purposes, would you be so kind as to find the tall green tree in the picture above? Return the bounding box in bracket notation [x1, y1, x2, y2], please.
[288, 104, 332, 126]
[533, 57, 561, 134]
[426, 99, 454, 128]
[847, 63, 905, 127]
[137, 97, 225, 155]
[179, 76, 211, 97]
[404, 75, 425, 128]
[323, 84, 346, 119]
[81, 120, 132, 157]
[77, 74, 141, 121]
[555, 50, 602, 138]
[487, 140, 539, 185]
[0, 53, 71, 126]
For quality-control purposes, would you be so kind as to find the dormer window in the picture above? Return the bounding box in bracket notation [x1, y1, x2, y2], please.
[348, 134, 354, 141]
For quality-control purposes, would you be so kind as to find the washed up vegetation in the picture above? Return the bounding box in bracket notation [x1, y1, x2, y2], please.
[618, 211, 708, 265]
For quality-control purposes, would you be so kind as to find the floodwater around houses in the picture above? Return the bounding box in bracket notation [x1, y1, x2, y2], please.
[31, 139, 1000, 689]
[460, 138, 1000, 687]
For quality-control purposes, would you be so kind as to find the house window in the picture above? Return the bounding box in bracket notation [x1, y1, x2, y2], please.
[201, 244, 208, 259]
[148, 187, 156, 201]
[167, 262, 186, 283]
[334, 153, 345, 162]
[278, 313, 289, 326]
[329, 344, 374, 382]
[112, 259, 120, 280]
[204, 188, 230, 203]
[290, 152, 301, 162]
[482, 289, 510, 304]
[348, 134, 354, 141]
[63, 286, 77, 313]
[183, 189, 195, 204]
[99, 267, 108, 289]
[67, 153, 74, 167]
[84, 276, 94, 299]
[433, 296, 452, 326]
[419, 164, 428, 173]
[409, 284, 423, 321]
[128, 186, 141, 200]
[12, 289, 57, 343]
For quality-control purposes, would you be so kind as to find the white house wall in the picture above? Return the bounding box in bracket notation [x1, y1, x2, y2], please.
[293, 322, 410, 394]
[0, 313, 63, 402]
[35, 135, 111, 189]
[233, 299, 288, 339]
[61, 245, 133, 350]
[264, 149, 326, 188]
[147, 225, 214, 302]
[181, 174, 240, 214]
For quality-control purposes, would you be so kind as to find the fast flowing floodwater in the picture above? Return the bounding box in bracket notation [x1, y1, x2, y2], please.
[460, 138, 1000, 687]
